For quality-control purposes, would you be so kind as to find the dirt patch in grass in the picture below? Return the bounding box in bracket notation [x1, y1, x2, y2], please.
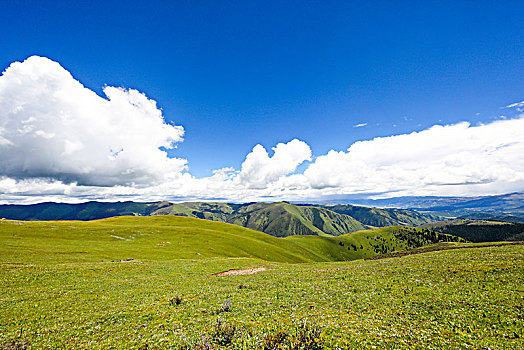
[211, 266, 267, 276]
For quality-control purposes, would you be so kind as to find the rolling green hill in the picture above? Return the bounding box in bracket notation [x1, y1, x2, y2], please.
[421, 219, 524, 242]
[0, 216, 465, 265]
[148, 201, 368, 237]
[0, 216, 317, 264]
[154, 202, 441, 236]
[152, 201, 235, 221]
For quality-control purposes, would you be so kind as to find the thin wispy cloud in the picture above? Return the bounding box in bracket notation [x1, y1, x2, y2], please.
[353, 123, 367, 128]
[505, 101, 524, 109]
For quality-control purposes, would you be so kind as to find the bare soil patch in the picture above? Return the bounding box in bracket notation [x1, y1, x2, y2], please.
[211, 266, 267, 276]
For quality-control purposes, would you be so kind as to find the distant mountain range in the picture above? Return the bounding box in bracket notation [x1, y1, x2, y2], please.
[0, 201, 441, 237]
[310, 192, 524, 223]
[0, 191, 522, 238]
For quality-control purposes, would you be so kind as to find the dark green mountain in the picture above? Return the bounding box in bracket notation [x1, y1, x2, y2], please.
[0, 201, 163, 220]
[316, 204, 441, 227]
[420, 219, 524, 242]
[228, 202, 367, 237]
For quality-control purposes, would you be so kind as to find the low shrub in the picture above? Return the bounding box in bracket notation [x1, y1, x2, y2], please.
[262, 330, 290, 349]
[290, 322, 324, 350]
[169, 295, 183, 306]
[194, 336, 213, 350]
[2, 339, 30, 350]
[261, 322, 325, 350]
[220, 299, 232, 313]
[209, 319, 237, 346]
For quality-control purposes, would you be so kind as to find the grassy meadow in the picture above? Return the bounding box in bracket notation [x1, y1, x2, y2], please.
[0, 216, 522, 349]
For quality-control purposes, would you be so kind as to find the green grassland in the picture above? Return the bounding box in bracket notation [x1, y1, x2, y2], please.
[0, 216, 522, 349]
[0, 216, 321, 264]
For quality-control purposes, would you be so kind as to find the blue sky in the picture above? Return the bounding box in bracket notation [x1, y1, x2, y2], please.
[0, 1, 523, 203]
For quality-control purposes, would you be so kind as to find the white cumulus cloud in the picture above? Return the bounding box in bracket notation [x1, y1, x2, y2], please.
[235, 139, 311, 189]
[0, 56, 186, 186]
[295, 118, 524, 197]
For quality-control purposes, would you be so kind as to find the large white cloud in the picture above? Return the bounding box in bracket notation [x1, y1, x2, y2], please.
[0, 56, 523, 204]
[235, 139, 311, 189]
[293, 118, 524, 198]
[0, 56, 185, 186]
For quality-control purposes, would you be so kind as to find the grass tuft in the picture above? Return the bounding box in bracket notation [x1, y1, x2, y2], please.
[169, 295, 183, 306]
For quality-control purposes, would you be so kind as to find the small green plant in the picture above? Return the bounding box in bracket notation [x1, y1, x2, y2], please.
[210, 319, 237, 346]
[193, 336, 212, 350]
[261, 322, 324, 350]
[221, 298, 231, 313]
[169, 295, 182, 306]
[262, 330, 290, 350]
[290, 321, 324, 350]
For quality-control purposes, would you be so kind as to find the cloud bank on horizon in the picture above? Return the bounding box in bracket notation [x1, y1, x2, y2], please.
[0, 56, 523, 203]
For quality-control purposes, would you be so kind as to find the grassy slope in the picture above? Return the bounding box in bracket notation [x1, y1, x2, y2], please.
[169, 202, 357, 237]
[163, 202, 234, 221]
[3, 201, 440, 237]
[1, 243, 522, 349]
[0, 216, 325, 264]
